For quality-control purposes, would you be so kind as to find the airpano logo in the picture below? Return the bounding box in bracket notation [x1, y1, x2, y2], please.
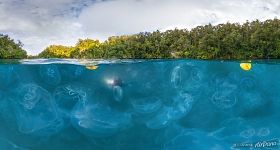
[233, 138, 280, 149]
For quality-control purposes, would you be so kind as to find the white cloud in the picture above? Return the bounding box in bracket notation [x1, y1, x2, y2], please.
[0, 0, 280, 55]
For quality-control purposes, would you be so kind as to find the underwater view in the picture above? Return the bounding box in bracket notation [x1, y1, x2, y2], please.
[0, 59, 279, 150]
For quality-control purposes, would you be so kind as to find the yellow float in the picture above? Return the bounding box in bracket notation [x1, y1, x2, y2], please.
[86, 65, 98, 70]
[240, 62, 252, 71]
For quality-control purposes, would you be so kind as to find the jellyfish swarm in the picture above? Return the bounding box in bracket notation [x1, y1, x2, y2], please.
[71, 101, 131, 138]
[39, 65, 61, 86]
[12, 83, 63, 136]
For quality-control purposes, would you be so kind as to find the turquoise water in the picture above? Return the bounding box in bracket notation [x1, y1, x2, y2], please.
[0, 59, 279, 150]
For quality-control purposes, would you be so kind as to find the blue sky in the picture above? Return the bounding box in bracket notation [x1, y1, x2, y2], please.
[0, 0, 280, 55]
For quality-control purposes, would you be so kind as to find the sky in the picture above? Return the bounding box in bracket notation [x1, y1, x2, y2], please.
[0, 0, 280, 55]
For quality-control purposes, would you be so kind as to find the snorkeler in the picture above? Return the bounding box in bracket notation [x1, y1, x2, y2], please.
[106, 77, 124, 102]
[106, 78, 124, 87]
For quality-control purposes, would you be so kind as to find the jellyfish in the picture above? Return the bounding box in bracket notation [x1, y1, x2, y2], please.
[168, 92, 194, 120]
[240, 128, 256, 139]
[54, 84, 88, 119]
[164, 129, 229, 150]
[257, 128, 270, 137]
[210, 75, 238, 110]
[39, 65, 61, 86]
[13, 83, 63, 136]
[239, 76, 257, 91]
[170, 64, 203, 92]
[211, 91, 237, 109]
[60, 65, 85, 80]
[71, 102, 132, 138]
[145, 106, 170, 130]
[130, 97, 162, 114]
[211, 117, 280, 145]
[170, 66, 183, 89]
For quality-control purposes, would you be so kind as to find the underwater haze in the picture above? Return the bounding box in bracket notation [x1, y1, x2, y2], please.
[0, 59, 279, 150]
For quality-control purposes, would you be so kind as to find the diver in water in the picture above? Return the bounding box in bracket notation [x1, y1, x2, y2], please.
[112, 78, 123, 87]
[106, 77, 124, 102]
[106, 77, 124, 87]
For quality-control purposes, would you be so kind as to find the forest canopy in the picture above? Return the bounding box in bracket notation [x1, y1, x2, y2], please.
[2, 19, 280, 60]
[38, 19, 280, 59]
[0, 34, 27, 59]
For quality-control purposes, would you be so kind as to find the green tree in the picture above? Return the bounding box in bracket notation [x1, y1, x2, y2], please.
[0, 34, 27, 59]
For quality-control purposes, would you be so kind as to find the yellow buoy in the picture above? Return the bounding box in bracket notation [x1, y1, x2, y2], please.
[240, 62, 252, 71]
[86, 65, 98, 70]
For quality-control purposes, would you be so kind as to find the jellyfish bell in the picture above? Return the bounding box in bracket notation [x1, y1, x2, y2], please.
[12, 83, 63, 136]
[60, 65, 85, 80]
[145, 106, 171, 130]
[170, 66, 182, 89]
[18, 84, 41, 110]
[211, 91, 237, 110]
[164, 129, 229, 150]
[239, 75, 257, 91]
[54, 84, 89, 120]
[209, 74, 238, 110]
[257, 127, 270, 137]
[170, 63, 203, 92]
[168, 92, 194, 121]
[39, 65, 61, 86]
[71, 102, 132, 138]
[211, 117, 279, 145]
[130, 97, 162, 115]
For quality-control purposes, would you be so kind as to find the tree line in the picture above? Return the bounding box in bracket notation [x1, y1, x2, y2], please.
[2, 19, 280, 59]
[38, 19, 280, 59]
[0, 34, 27, 59]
